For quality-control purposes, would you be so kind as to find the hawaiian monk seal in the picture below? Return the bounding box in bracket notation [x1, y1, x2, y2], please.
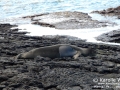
[15, 44, 94, 59]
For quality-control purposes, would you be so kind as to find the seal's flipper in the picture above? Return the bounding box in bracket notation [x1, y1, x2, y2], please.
[59, 45, 77, 58]
[15, 53, 22, 59]
[73, 51, 81, 59]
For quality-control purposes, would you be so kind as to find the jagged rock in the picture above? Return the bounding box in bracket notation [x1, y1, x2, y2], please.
[92, 6, 120, 18]
[103, 61, 115, 68]
[96, 30, 120, 43]
[0, 85, 6, 90]
[0, 76, 8, 83]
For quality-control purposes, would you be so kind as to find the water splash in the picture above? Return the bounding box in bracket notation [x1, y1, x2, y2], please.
[17, 24, 120, 45]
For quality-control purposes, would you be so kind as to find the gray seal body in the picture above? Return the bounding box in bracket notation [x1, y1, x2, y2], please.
[15, 44, 93, 59]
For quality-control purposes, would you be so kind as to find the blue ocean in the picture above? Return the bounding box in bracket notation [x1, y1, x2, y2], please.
[0, 0, 120, 21]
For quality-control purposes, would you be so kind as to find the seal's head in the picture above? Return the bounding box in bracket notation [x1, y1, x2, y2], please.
[70, 45, 96, 57]
[81, 47, 96, 57]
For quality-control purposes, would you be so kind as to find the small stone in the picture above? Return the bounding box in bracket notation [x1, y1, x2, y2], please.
[9, 83, 22, 88]
[0, 76, 8, 82]
[97, 66, 118, 73]
[92, 61, 102, 66]
[117, 64, 120, 68]
[103, 61, 115, 68]
[70, 86, 81, 90]
[0, 85, 6, 89]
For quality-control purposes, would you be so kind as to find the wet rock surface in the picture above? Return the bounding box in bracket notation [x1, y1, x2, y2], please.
[96, 30, 120, 43]
[23, 11, 108, 29]
[0, 24, 120, 90]
[92, 6, 120, 44]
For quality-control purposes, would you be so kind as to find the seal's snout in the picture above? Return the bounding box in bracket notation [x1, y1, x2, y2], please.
[81, 47, 96, 57]
[88, 48, 96, 56]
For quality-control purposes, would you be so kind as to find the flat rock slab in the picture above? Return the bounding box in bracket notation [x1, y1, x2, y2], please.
[23, 11, 108, 29]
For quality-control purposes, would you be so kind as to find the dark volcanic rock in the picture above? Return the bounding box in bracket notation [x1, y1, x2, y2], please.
[96, 30, 120, 43]
[92, 6, 120, 19]
[0, 23, 120, 90]
[0, 76, 8, 83]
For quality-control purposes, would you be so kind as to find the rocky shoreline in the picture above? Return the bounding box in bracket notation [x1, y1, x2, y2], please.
[0, 23, 120, 90]
[1, 6, 120, 90]
[92, 6, 120, 44]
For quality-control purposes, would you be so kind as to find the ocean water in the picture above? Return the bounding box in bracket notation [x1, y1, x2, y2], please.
[0, 0, 120, 21]
[1, 0, 120, 45]
[18, 24, 120, 45]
